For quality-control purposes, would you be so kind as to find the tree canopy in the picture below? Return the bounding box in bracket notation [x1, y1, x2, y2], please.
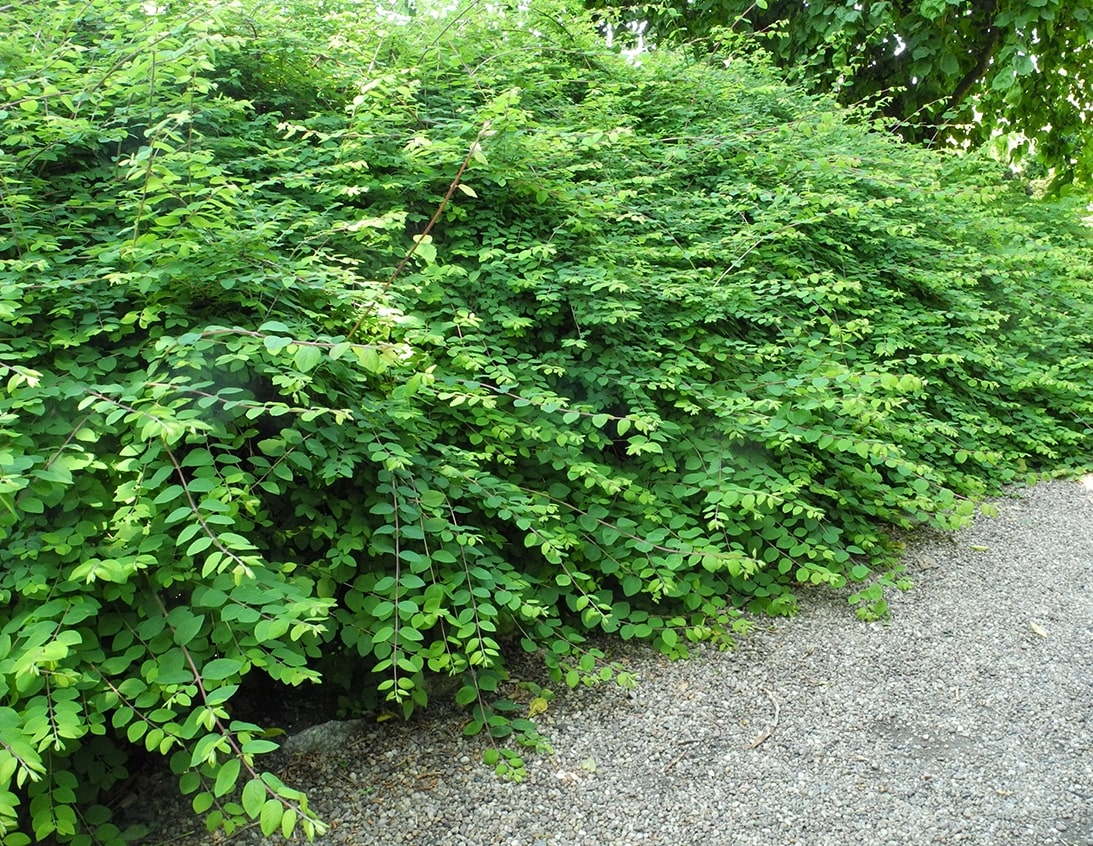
[2, 0, 1092, 842]
[590, 0, 1093, 184]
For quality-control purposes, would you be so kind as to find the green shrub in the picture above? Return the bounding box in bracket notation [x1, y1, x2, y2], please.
[1, 0, 1091, 841]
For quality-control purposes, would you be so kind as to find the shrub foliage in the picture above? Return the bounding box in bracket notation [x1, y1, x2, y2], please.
[1, 0, 1091, 841]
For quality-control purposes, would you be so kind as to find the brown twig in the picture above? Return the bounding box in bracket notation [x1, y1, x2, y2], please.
[344, 122, 490, 342]
[662, 738, 707, 773]
[746, 687, 780, 750]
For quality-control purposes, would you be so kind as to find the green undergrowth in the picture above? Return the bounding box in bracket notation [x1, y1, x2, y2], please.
[2, 0, 1092, 841]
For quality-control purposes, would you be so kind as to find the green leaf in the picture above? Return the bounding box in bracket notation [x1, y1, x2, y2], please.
[186, 536, 214, 557]
[213, 759, 241, 797]
[260, 799, 283, 836]
[413, 235, 437, 264]
[192, 791, 214, 814]
[179, 772, 201, 795]
[353, 346, 385, 373]
[241, 778, 266, 818]
[154, 485, 185, 505]
[240, 739, 279, 755]
[419, 490, 446, 509]
[455, 684, 478, 706]
[20, 497, 44, 514]
[173, 612, 205, 647]
[201, 658, 244, 681]
[263, 336, 293, 354]
[294, 345, 322, 373]
[281, 808, 298, 839]
[164, 505, 193, 524]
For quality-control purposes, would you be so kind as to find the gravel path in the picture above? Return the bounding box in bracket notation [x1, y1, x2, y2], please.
[131, 478, 1093, 846]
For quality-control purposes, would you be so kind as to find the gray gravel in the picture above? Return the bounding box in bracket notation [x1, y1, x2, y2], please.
[131, 478, 1093, 846]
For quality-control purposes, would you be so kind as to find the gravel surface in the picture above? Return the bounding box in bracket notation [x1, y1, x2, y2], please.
[128, 478, 1093, 846]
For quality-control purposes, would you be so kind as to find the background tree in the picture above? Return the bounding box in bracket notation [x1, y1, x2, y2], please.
[589, 0, 1093, 185]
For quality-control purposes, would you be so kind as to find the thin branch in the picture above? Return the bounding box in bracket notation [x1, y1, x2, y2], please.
[746, 687, 781, 749]
[345, 122, 491, 342]
[940, 0, 1002, 124]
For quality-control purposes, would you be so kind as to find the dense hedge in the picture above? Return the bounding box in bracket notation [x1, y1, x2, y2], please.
[2, 0, 1091, 841]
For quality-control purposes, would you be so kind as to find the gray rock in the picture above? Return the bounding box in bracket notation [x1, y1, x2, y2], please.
[279, 718, 367, 756]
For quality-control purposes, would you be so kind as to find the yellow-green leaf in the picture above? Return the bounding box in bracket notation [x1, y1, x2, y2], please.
[293, 344, 322, 373]
[259, 798, 282, 836]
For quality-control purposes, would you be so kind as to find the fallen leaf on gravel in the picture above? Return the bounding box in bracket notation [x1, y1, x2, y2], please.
[1029, 622, 1049, 638]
